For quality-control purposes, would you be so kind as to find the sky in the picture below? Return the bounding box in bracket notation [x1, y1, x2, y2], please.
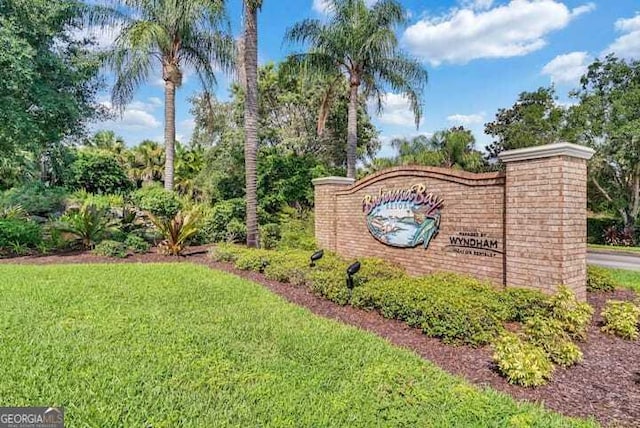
[86, 0, 640, 158]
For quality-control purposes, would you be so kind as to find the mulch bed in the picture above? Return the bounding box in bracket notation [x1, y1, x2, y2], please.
[2, 247, 639, 427]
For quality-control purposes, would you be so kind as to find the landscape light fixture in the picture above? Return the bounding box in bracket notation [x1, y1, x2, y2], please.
[260, 259, 269, 273]
[346, 261, 361, 290]
[310, 250, 324, 267]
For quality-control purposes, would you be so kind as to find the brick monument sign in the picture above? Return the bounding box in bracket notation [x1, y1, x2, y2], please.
[312, 142, 595, 299]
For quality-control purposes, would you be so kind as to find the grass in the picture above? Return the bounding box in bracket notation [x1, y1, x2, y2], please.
[0, 264, 596, 427]
[606, 268, 640, 293]
[588, 244, 640, 254]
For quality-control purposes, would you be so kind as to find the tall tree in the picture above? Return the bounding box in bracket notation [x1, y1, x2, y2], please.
[484, 87, 566, 160]
[285, 0, 427, 178]
[243, 0, 262, 247]
[568, 55, 640, 230]
[108, 0, 233, 191]
[0, 0, 106, 187]
[370, 127, 485, 173]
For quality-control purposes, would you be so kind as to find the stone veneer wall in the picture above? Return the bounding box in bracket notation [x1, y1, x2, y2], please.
[313, 142, 594, 298]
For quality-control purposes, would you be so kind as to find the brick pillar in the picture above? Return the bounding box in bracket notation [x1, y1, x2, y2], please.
[499, 142, 595, 300]
[312, 177, 355, 251]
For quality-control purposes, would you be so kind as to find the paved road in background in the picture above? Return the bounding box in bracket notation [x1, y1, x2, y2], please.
[587, 250, 640, 271]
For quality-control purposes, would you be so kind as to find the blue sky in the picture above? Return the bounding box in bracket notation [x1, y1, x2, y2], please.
[88, 0, 640, 158]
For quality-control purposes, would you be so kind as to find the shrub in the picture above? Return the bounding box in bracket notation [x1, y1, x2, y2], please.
[492, 332, 554, 387]
[523, 316, 583, 366]
[209, 243, 247, 263]
[587, 217, 617, 245]
[56, 203, 113, 249]
[0, 219, 42, 253]
[308, 269, 350, 305]
[356, 258, 407, 284]
[263, 252, 313, 285]
[124, 234, 150, 254]
[65, 151, 133, 194]
[499, 288, 550, 322]
[547, 286, 593, 341]
[260, 223, 281, 249]
[0, 182, 67, 218]
[197, 198, 245, 243]
[235, 249, 274, 272]
[278, 212, 315, 250]
[225, 218, 247, 243]
[148, 207, 202, 256]
[587, 265, 618, 292]
[601, 300, 640, 340]
[351, 275, 506, 346]
[93, 240, 128, 258]
[132, 185, 182, 219]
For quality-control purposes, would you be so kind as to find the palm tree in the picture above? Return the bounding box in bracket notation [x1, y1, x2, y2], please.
[107, 0, 234, 191]
[243, 0, 262, 248]
[175, 142, 204, 199]
[129, 140, 165, 185]
[285, 0, 427, 178]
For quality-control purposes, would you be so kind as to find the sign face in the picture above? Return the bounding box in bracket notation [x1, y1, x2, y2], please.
[362, 184, 443, 248]
[446, 231, 503, 257]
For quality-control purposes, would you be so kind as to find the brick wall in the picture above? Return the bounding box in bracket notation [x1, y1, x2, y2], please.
[316, 167, 507, 285]
[504, 156, 589, 299]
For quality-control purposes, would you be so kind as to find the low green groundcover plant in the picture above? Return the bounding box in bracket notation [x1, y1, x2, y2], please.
[0, 264, 595, 427]
[601, 300, 640, 340]
[92, 240, 128, 258]
[0, 218, 42, 254]
[124, 234, 150, 254]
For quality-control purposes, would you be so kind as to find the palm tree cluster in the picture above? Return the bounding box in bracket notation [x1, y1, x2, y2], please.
[101, 0, 427, 247]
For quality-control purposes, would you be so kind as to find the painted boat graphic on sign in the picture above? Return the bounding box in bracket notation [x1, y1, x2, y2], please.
[362, 184, 443, 249]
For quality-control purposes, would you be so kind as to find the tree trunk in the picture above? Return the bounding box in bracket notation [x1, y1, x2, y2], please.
[346, 83, 359, 179]
[244, 2, 259, 248]
[164, 79, 176, 191]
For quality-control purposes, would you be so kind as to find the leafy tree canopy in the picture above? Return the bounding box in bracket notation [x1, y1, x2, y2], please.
[0, 0, 105, 188]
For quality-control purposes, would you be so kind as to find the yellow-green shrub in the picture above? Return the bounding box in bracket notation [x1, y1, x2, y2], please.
[601, 300, 640, 340]
[493, 332, 554, 387]
[547, 286, 593, 341]
[587, 266, 618, 292]
[523, 316, 583, 367]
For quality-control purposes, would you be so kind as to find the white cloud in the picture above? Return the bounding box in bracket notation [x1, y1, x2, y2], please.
[541, 51, 591, 84]
[97, 99, 162, 131]
[604, 14, 640, 59]
[128, 97, 163, 113]
[176, 118, 196, 144]
[446, 113, 485, 126]
[71, 22, 123, 51]
[403, 1, 595, 65]
[370, 93, 422, 128]
[313, 0, 377, 15]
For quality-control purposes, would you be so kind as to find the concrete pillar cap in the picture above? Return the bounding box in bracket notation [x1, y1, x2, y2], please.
[499, 142, 595, 163]
[312, 176, 356, 186]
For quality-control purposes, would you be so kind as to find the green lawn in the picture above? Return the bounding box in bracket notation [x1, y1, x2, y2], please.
[0, 264, 594, 427]
[588, 244, 640, 254]
[607, 268, 640, 293]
